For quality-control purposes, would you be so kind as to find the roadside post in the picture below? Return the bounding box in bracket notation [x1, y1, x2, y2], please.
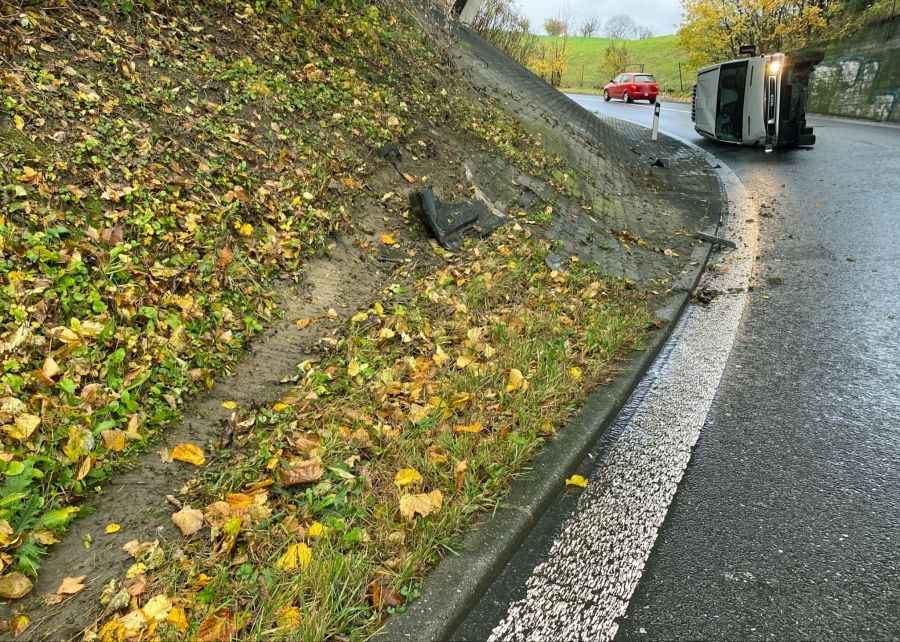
[651, 101, 661, 141]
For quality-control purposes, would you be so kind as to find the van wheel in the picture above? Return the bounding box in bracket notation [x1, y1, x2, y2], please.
[649, 97, 656, 104]
[623, 91, 632, 103]
[603, 90, 610, 102]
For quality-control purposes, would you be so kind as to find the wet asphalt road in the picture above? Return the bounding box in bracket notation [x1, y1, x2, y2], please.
[454, 97, 900, 640]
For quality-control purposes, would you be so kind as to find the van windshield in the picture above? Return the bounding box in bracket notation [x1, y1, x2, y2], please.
[634, 75, 656, 83]
[715, 61, 747, 142]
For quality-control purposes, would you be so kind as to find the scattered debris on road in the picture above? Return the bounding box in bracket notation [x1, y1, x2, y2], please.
[695, 231, 737, 249]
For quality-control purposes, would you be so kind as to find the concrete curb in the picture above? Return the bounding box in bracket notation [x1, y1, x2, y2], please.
[376, 241, 717, 642]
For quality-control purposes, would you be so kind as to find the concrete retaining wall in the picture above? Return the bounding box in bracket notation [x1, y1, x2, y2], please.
[807, 18, 899, 123]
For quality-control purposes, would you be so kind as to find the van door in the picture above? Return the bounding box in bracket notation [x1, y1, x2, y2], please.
[743, 58, 767, 142]
[714, 61, 747, 142]
[694, 68, 719, 138]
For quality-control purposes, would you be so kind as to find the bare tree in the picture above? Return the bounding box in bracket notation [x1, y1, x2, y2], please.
[579, 15, 602, 37]
[471, 0, 537, 65]
[633, 24, 655, 39]
[603, 14, 636, 40]
[544, 17, 567, 36]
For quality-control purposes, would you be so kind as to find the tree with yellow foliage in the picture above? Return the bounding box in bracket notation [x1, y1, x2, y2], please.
[677, 0, 839, 67]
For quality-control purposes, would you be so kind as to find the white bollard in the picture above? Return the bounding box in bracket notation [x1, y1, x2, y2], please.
[651, 101, 661, 141]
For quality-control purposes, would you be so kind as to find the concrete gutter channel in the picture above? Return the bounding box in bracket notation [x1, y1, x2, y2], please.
[376, 28, 734, 642]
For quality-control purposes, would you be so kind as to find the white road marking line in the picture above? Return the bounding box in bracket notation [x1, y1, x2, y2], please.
[488, 152, 757, 642]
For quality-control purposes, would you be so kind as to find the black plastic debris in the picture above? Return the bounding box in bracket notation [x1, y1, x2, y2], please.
[518, 187, 538, 208]
[695, 231, 737, 249]
[695, 287, 720, 305]
[377, 142, 402, 164]
[544, 253, 567, 272]
[651, 157, 670, 168]
[410, 187, 505, 251]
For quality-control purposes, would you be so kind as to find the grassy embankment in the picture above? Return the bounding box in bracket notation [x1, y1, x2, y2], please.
[534, 34, 694, 99]
[0, 1, 653, 638]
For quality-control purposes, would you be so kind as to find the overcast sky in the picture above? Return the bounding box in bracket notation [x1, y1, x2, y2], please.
[513, 0, 683, 36]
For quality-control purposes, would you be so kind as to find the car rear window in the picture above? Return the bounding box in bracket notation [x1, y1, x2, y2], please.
[634, 75, 656, 83]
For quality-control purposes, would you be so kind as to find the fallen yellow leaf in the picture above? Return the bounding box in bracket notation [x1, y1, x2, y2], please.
[142, 594, 173, 622]
[105, 523, 121, 534]
[3, 414, 40, 441]
[399, 489, 443, 519]
[351, 311, 368, 323]
[222, 400, 237, 409]
[167, 605, 189, 632]
[569, 367, 583, 380]
[565, 475, 588, 488]
[277, 605, 302, 629]
[456, 354, 474, 369]
[380, 233, 395, 245]
[101, 429, 127, 452]
[394, 468, 422, 486]
[276, 543, 312, 571]
[170, 443, 206, 465]
[0, 572, 32, 599]
[506, 368, 527, 392]
[347, 360, 361, 377]
[453, 422, 483, 433]
[307, 521, 325, 538]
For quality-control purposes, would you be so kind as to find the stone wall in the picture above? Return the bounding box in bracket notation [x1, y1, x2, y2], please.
[807, 18, 899, 123]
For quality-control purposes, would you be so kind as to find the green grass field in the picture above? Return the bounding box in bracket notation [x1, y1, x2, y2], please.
[534, 34, 695, 97]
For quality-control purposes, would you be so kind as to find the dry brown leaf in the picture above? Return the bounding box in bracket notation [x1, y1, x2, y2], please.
[46, 575, 86, 604]
[455, 459, 468, 493]
[122, 540, 153, 558]
[41, 356, 61, 380]
[9, 613, 29, 637]
[278, 459, 323, 486]
[170, 443, 205, 465]
[171, 505, 204, 536]
[127, 573, 149, 597]
[203, 501, 233, 528]
[218, 246, 234, 268]
[196, 606, 235, 642]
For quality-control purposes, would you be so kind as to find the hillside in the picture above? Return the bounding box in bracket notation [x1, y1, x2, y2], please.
[534, 34, 693, 96]
[0, 1, 662, 638]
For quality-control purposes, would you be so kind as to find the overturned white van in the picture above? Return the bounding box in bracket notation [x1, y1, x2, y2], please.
[691, 51, 824, 150]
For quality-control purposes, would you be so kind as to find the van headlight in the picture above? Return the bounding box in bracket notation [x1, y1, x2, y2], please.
[768, 60, 781, 74]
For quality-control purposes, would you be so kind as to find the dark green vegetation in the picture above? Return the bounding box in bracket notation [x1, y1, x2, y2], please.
[0, 0, 568, 589]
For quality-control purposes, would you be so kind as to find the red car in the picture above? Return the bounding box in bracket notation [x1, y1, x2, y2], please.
[603, 73, 659, 104]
